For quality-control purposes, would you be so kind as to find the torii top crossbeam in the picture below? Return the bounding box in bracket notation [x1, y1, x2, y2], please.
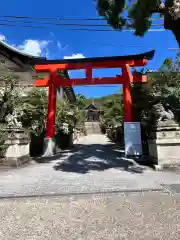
[35, 50, 155, 87]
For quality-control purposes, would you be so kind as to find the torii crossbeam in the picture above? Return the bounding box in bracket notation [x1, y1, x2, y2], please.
[35, 50, 155, 156]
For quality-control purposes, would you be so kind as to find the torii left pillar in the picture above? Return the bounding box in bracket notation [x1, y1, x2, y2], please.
[42, 70, 57, 157]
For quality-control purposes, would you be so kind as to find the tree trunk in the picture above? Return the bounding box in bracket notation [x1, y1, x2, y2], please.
[164, 7, 180, 47]
[171, 26, 180, 48]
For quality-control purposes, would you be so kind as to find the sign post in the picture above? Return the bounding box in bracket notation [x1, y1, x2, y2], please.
[124, 122, 142, 156]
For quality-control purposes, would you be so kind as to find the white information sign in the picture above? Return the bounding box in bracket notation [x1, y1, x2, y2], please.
[124, 122, 142, 156]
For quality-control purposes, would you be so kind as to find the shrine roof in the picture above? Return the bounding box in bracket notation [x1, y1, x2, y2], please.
[85, 102, 103, 111]
[0, 41, 76, 103]
[34, 50, 155, 65]
[0, 41, 46, 65]
[85, 103, 99, 110]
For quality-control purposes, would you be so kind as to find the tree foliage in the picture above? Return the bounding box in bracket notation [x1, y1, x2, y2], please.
[56, 99, 81, 134]
[132, 52, 180, 122]
[95, 0, 180, 46]
[76, 93, 88, 109]
[101, 97, 123, 129]
[20, 88, 48, 135]
[0, 71, 24, 155]
[0, 74, 21, 125]
[0, 69, 85, 155]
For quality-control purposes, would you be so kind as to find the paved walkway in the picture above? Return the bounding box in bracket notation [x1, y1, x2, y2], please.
[0, 134, 180, 197]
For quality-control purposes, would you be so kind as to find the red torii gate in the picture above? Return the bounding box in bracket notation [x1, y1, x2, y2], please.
[35, 50, 154, 156]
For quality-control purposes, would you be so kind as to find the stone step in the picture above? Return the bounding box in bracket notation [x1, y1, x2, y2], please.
[85, 122, 101, 134]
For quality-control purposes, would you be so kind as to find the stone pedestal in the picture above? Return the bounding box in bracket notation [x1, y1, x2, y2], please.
[148, 123, 180, 166]
[0, 129, 31, 167]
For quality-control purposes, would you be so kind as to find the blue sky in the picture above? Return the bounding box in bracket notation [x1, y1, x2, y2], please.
[0, 0, 179, 98]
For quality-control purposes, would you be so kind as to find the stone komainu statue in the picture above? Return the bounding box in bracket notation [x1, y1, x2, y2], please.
[149, 103, 175, 125]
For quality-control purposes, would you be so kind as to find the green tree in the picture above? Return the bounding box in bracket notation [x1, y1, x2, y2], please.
[94, 0, 180, 46]
[21, 88, 84, 136]
[132, 52, 180, 122]
[76, 93, 88, 109]
[20, 87, 48, 135]
[56, 100, 76, 134]
[0, 76, 21, 125]
[101, 97, 123, 129]
[0, 68, 25, 156]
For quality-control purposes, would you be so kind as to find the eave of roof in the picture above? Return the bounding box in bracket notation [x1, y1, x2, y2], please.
[33, 50, 155, 65]
[0, 41, 76, 102]
[0, 40, 46, 64]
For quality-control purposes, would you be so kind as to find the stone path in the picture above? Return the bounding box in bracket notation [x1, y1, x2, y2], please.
[0, 134, 180, 197]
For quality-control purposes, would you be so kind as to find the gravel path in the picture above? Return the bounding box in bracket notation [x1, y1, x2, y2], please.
[1, 191, 180, 239]
[0, 134, 180, 197]
[1, 135, 180, 239]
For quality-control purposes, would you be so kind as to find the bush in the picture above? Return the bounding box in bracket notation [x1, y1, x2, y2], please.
[0, 73, 84, 154]
[29, 131, 45, 157]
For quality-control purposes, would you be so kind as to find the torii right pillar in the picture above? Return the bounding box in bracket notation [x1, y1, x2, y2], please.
[122, 64, 142, 156]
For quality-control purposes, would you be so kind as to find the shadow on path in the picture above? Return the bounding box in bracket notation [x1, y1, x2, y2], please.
[33, 150, 69, 163]
[53, 143, 148, 174]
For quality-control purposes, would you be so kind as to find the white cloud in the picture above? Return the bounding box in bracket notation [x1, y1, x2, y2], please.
[50, 32, 55, 37]
[0, 34, 5, 41]
[18, 39, 50, 57]
[63, 53, 85, 59]
[0, 34, 70, 59]
[57, 41, 61, 49]
[57, 41, 68, 51]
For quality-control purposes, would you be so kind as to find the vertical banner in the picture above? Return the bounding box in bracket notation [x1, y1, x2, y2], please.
[124, 122, 142, 156]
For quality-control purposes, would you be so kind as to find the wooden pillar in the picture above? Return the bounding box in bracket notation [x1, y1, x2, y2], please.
[122, 64, 133, 122]
[46, 70, 57, 139]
